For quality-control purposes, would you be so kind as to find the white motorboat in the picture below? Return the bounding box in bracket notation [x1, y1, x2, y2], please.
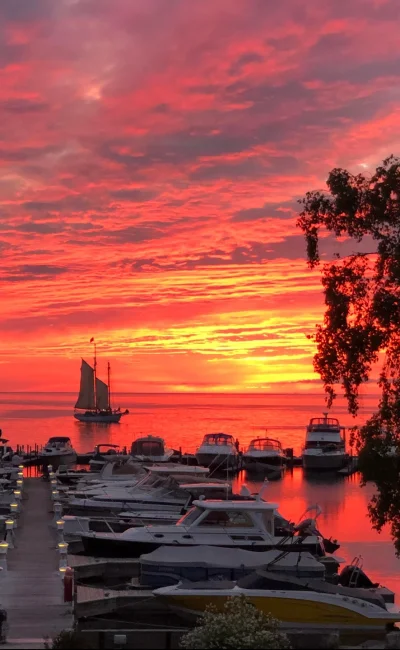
[80, 497, 328, 557]
[243, 437, 285, 473]
[39, 436, 77, 465]
[130, 436, 174, 463]
[140, 545, 328, 587]
[195, 433, 239, 470]
[302, 413, 347, 471]
[64, 471, 192, 515]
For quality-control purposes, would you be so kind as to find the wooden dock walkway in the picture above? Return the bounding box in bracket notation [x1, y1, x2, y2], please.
[0, 478, 72, 644]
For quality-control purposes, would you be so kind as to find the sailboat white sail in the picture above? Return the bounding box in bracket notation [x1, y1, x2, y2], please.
[73, 340, 129, 424]
[75, 360, 95, 410]
[96, 377, 109, 410]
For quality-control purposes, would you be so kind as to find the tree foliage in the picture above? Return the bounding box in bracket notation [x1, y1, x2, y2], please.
[180, 595, 291, 649]
[297, 155, 400, 553]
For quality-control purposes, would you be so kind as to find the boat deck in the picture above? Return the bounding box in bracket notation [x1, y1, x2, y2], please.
[0, 478, 73, 642]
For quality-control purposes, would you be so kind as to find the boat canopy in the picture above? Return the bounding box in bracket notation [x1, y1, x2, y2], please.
[131, 436, 165, 456]
[201, 433, 235, 446]
[248, 438, 282, 451]
[47, 436, 72, 443]
[307, 417, 340, 432]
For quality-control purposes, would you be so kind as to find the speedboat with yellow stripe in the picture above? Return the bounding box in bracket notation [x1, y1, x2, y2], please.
[155, 569, 400, 631]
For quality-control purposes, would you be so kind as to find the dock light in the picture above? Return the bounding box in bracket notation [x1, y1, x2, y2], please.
[5, 520, 15, 549]
[52, 490, 60, 501]
[51, 479, 57, 485]
[57, 519, 65, 543]
[48, 464, 53, 472]
[58, 542, 68, 569]
[13, 490, 21, 500]
[59, 566, 67, 578]
[17, 472, 23, 478]
[0, 542, 8, 571]
[16, 480, 23, 487]
[52, 502, 63, 527]
[18, 465, 23, 470]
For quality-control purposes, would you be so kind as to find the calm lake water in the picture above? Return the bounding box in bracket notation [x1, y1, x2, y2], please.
[0, 391, 399, 598]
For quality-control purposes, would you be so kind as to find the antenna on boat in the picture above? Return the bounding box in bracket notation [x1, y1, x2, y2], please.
[322, 411, 328, 420]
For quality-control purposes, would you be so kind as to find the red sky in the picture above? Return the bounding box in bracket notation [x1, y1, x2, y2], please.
[0, 0, 399, 392]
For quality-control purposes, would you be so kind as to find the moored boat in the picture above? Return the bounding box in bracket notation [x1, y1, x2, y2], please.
[155, 568, 399, 631]
[130, 436, 174, 463]
[243, 437, 285, 473]
[195, 433, 238, 470]
[39, 436, 77, 465]
[79, 498, 328, 558]
[302, 413, 347, 471]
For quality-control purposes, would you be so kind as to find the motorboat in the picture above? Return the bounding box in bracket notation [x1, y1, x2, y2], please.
[79, 498, 328, 558]
[130, 436, 174, 463]
[302, 413, 347, 471]
[243, 437, 285, 473]
[195, 433, 239, 470]
[62, 482, 233, 538]
[155, 566, 399, 631]
[140, 545, 328, 588]
[39, 437, 77, 465]
[64, 472, 192, 515]
[89, 444, 127, 471]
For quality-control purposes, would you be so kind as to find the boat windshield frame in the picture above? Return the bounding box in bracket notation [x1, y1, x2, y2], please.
[201, 433, 235, 446]
[248, 438, 282, 452]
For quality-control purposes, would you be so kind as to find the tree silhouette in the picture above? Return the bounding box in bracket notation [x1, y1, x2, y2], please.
[298, 156, 400, 553]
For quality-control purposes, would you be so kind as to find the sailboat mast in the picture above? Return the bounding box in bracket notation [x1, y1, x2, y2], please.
[107, 362, 111, 410]
[93, 340, 97, 410]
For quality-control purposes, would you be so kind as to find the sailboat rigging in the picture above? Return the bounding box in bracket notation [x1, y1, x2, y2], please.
[73, 339, 129, 423]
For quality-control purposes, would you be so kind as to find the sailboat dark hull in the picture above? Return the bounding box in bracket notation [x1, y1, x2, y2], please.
[74, 412, 123, 423]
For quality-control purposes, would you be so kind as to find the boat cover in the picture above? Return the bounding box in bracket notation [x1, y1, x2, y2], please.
[140, 545, 325, 573]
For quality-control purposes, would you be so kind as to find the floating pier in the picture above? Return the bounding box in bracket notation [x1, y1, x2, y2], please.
[0, 477, 73, 645]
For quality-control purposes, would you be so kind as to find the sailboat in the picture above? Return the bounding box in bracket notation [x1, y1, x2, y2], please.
[73, 339, 129, 423]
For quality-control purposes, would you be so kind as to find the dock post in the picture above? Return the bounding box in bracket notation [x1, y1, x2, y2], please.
[9, 503, 19, 527]
[0, 542, 8, 571]
[58, 542, 68, 569]
[13, 490, 22, 503]
[56, 519, 65, 544]
[51, 489, 60, 502]
[5, 520, 15, 549]
[52, 502, 63, 527]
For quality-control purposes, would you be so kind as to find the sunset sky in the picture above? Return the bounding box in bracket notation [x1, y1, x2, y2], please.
[0, 0, 398, 392]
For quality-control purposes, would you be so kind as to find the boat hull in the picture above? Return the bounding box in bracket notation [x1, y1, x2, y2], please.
[39, 451, 77, 467]
[156, 591, 399, 631]
[74, 412, 123, 423]
[195, 452, 238, 469]
[302, 452, 347, 471]
[80, 535, 325, 558]
[243, 454, 284, 473]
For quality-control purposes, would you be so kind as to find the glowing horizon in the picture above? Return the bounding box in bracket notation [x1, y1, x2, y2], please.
[0, 0, 398, 392]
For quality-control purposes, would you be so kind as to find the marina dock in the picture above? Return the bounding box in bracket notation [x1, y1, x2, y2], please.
[1, 478, 72, 646]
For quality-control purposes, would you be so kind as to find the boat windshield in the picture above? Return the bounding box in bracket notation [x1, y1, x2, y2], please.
[250, 439, 282, 451]
[131, 439, 165, 456]
[202, 434, 234, 446]
[308, 418, 340, 432]
[177, 506, 202, 526]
